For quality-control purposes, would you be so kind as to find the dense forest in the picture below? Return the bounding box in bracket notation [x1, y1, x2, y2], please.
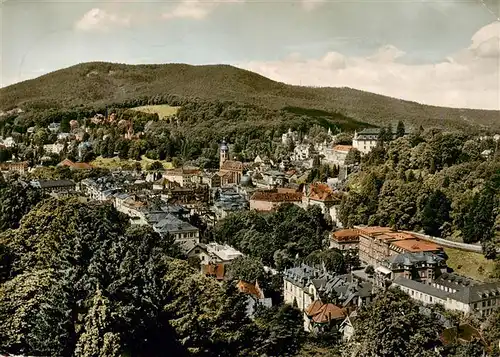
[1, 62, 499, 132]
[1, 183, 499, 357]
[339, 129, 500, 262]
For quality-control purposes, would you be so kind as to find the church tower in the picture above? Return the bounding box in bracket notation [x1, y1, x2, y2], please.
[220, 139, 228, 169]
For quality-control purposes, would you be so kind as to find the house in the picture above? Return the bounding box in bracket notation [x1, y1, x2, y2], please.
[43, 143, 65, 155]
[291, 143, 314, 162]
[201, 172, 221, 188]
[2, 137, 15, 148]
[163, 168, 201, 187]
[204, 242, 244, 263]
[282, 128, 299, 145]
[353, 126, 411, 155]
[319, 144, 353, 165]
[58, 159, 93, 170]
[30, 179, 76, 193]
[305, 300, 347, 333]
[375, 252, 447, 286]
[237, 280, 273, 318]
[356, 226, 444, 267]
[152, 213, 199, 248]
[114, 193, 148, 225]
[0, 161, 28, 174]
[213, 188, 248, 220]
[47, 122, 61, 133]
[302, 183, 342, 221]
[392, 273, 500, 316]
[330, 229, 360, 252]
[339, 310, 358, 341]
[249, 188, 302, 211]
[283, 264, 373, 331]
[57, 132, 71, 141]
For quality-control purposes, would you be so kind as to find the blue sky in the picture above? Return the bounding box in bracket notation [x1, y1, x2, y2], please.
[1, 0, 499, 109]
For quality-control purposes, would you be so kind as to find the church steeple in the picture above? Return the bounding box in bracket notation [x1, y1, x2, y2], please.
[220, 139, 228, 169]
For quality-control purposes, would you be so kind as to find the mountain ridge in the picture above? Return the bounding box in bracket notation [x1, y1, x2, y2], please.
[1, 61, 499, 131]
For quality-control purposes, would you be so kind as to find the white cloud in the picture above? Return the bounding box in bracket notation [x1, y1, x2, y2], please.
[301, 0, 326, 11]
[162, 0, 243, 20]
[236, 22, 500, 110]
[75, 8, 131, 32]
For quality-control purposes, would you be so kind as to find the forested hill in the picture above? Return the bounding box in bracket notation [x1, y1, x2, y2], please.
[1, 61, 499, 131]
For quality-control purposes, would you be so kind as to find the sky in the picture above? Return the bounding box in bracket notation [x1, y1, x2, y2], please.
[1, 0, 499, 110]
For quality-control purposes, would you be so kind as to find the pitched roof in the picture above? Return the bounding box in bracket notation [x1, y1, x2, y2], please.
[384, 252, 445, 268]
[237, 280, 265, 299]
[332, 229, 360, 242]
[221, 160, 243, 172]
[333, 145, 353, 152]
[308, 183, 340, 202]
[391, 238, 442, 253]
[250, 190, 302, 203]
[393, 277, 449, 300]
[58, 159, 93, 169]
[305, 300, 347, 323]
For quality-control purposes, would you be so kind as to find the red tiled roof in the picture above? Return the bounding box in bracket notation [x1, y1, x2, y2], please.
[332, 229, 360, 242]
[237, 280, 265, 299]
[58, 159, 92, 169]
[391, 238, 443, 253]
[251, 190, 302, 202]
[306, 300, 346, 323]
[308, 183, 340, 202]
[333, 145, 353, 152]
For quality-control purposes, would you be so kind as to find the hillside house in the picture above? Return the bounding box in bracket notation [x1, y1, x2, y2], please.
[237, 280, 273, 318]
[375, 251, 447, 286]
[249, 188, 302, 211]
[330, 229, 360, 252]
[356, 226, 444, 266]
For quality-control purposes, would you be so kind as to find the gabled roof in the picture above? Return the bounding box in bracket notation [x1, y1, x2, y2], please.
[250, 190, 302, 203]
[202, 263, 225, 280]
[305, 300, 347, 323]
[221, 160, 243, 172]
[237, 280, 265, 300]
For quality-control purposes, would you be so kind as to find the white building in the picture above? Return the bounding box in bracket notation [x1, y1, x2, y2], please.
[43, 143, 65, 155]
[282, 128, 299, 145]
[392, 273, 500, 317]
[291, 143, 314, 162]
[2, 137, 15, 148]
[352, 128, 380, 155]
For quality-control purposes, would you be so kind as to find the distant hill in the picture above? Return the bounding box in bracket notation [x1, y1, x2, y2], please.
[1, 62, 499, 131]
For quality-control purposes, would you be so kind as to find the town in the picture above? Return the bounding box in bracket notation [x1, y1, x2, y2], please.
[1, 106, 499, 356]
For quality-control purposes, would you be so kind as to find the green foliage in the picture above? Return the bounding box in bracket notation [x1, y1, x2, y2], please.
[339, 132, 500, 250]
[2, 62, 495, 132]
[345, 289, 443, 357]
[0, 180, 46, 232]
[227, 256, 266, 283]
[304, 249, 347, 275]
[214, 204, 330, 270]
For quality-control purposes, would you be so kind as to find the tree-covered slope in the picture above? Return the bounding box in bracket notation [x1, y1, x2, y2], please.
[1, 62, 499, 131]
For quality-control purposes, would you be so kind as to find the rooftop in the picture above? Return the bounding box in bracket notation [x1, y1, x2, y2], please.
[393, 277, 449, 300]
[391, 238, 443, 253]
[332, 229, 360, 242]
[250, 190, 302, 203]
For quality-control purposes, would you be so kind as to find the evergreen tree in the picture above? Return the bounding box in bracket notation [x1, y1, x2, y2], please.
[396, 120, 406, 138]
[421, 190, 451, 237]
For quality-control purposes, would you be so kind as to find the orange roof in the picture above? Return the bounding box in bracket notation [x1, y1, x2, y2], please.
[332, 229, 360, 242]
[202, 263, 225, 280]
[308, 183, 340, 202]
[58, 159, 92, 170]
[236, 280, 264, 299]
[333, 145, 353, 152]
[306, 300, 346, 323]
[391, 238, 443, 253]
